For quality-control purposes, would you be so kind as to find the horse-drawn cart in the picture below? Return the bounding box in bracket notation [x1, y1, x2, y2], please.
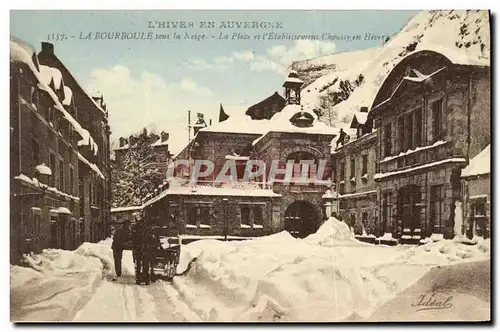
[151, 244, 181, 281]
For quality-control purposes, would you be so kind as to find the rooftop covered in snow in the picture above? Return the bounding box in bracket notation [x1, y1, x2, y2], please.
[143, 183, 281, 208]
[252, 103, 338, 147]
[461, 144, 490, 178]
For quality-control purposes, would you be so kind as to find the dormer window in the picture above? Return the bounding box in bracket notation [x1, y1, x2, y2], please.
[290, 112, 314, 128]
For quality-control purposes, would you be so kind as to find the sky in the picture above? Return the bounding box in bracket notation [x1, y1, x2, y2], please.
[10, 10, 420, 154]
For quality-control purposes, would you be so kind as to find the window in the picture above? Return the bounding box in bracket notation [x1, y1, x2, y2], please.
[58, 158, 64, 190]
[186, 204, 212, 228]
[383, 123, 392, 157]
[362, 155, 368, 177]
[339, 160, 345, 181]
[187, 205, 197, 227]
[430, 185, 445, 233]
[199, 206, 210, 227]
[49, 153, 56, 187]
[414, 108, 422, 147]
[240, 206, 250, 225]
[432, 99, 444, 142]
[48, 105, 54, 125]
[398, 116, 405, 152]
[350, 212, 356, 225]
[253, 206, 263, 226]
[32, 139, 40, 172]
[362, 212, 368, 226]
[69, 165, 74, 195]
[405, 113, 413, 150]
[350, 158, 355, 179]
[471, 199, 488, 238]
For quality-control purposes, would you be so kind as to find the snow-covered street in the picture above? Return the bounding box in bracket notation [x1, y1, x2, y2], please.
[10, 218, 490, 322]
[73, 250, 200, 322]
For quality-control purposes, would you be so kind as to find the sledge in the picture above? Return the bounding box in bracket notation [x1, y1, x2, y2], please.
[151, 244, 181, 281]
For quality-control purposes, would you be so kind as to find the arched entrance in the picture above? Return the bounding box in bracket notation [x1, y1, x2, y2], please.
[284, 200, 320, 238]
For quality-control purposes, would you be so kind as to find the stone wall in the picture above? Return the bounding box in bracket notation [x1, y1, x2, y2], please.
[146, 194, 281, 237]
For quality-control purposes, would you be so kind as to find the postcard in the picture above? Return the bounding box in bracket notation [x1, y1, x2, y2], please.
[9, 9, 491, 322]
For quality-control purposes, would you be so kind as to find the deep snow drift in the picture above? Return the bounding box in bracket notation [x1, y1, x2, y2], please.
[173, 217, 490, 322]
[10, 218, 490, 322]
[10, 239, 122, 321]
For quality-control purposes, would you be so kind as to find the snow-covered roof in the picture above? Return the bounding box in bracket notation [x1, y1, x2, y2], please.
[302, 11, 490, 126]
[143, 184, 281, 208]
[375, 158, 466, 180]
[284, 76, 304, 85]
[39, 65, 63, 90]
[372, 66, 447, 111]
[350, 112, 368, 128]
[35, 163, 52, 176]
[252, 104, 338, 146]
[111, 206, 143, 213]
[63, 86, 73, 106]
[77, 152, 105, 179]
[10, 38, 102, 163]
[200, 113, 269, 135]
[461, 144, 490, 178]
[152, 138, 169, 147]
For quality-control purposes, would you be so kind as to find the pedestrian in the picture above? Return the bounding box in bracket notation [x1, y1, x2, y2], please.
[141, 225, 160, 285]
[131, 213, 148, 284]
[111, 220, 130, 279]
[336, 128, 347, 148]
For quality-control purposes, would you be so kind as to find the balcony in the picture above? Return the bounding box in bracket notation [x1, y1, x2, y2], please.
[379, 140, 450, 174]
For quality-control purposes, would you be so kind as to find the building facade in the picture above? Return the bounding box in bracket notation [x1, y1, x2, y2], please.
[331, 109, 378, 235]
[10, 38, 111, 263]
[461, 144, 490, 239]
[142, 72, 338, 239]
[324, 49, 491, 244]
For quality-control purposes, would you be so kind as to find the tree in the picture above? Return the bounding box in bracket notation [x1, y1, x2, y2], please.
[111, 128, 165, 207]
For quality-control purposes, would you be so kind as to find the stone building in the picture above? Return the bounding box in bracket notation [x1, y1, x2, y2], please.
[37, 41, 112, 244]
[369, 49, 490, 242]
[10, 37, 111, 263]
[461, 144, 490, 239]
[142, 72, 338, 239]
[331, 107, 378, 235]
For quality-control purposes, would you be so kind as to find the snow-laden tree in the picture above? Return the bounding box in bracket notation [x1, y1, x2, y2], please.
[111, 128, 165, 207]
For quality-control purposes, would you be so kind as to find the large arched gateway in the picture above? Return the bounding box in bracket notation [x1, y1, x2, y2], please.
[284, 200, 320, 238]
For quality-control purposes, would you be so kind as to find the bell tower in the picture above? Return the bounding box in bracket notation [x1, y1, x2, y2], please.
[283, 70, 304, 105]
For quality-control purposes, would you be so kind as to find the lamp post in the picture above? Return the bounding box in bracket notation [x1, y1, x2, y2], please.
[222, 198, 229, 241]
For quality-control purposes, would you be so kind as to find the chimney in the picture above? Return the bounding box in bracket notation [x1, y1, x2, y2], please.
[119, 137, 125, 147]
[161, 131, 169, 142]
[41, 42, 54, 55]
[360, 106, 368, 113]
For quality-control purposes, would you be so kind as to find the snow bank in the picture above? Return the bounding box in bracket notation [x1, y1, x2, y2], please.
[172, 214, 491, 322]
[305, 217, 357, 246]
[368, 260, 490, 322]
[394, 239, 490, 265]
[174, 219, 402, 322]
[11, 240, 121, 321]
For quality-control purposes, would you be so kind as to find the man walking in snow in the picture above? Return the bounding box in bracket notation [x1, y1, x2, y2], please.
[111, 220, 130, 278]
[131, 213, 149, 284]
